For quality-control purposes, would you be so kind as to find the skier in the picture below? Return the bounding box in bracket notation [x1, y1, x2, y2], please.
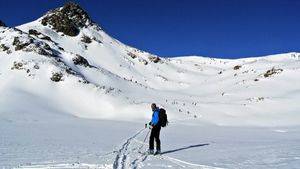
[147, 103, 161, 155]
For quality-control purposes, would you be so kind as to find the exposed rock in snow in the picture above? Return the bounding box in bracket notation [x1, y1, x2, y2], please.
[263, 67, 283, 78]
[50, 72, 63, 82]
[148, 55, 161, 63]
[233, 65, 242, 70]
[72, 54, 91, 67]
[28, 29, 41, 36]
[41, 2, 92, 36]
[81, 35, 92, 43]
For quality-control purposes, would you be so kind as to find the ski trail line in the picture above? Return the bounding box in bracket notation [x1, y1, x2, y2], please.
[113, 128, 145, 169]
[113, 128, 222, 169]
[131, 152, 148, 169]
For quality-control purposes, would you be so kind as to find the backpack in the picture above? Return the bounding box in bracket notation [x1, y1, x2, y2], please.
[159, 108, 168, 127]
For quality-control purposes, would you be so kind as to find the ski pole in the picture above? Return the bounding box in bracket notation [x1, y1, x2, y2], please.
[143, 129, 151, 143]
[137, 129, 151, 153]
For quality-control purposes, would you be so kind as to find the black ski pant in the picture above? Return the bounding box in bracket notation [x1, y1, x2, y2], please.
[149, 125, 161, 150]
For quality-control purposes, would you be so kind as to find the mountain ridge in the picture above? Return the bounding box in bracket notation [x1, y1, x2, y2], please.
[0, 2, 300, 126]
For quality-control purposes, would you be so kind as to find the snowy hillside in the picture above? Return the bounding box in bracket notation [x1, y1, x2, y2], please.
[1, 2, 300, 127]
[1, 2, 300, 169]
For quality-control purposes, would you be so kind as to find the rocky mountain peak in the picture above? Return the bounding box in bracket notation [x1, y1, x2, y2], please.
[41, 2, 92, 36]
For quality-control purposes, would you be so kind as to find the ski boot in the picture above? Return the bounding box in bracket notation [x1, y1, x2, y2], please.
[154, 149, 161, 155]
[148, 149, 154, 155]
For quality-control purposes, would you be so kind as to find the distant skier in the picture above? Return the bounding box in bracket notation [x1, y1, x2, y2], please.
[147, 103, 161, 155]
[146, 103, 168, 155]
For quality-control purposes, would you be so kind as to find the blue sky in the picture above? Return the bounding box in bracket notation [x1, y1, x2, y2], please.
[1, 0, 300, 58]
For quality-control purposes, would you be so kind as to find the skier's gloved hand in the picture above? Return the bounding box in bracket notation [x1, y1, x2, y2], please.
[146, 122, 153, 129]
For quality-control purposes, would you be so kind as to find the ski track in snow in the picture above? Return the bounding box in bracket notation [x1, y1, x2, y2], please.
[12, 127, 221, 169]
[112, 129, 221, 169]
[113, 128, 145, 169]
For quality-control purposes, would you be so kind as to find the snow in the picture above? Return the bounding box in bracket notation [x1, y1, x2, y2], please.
[1, 3, 300, 168]
[1, 116, 300, 169]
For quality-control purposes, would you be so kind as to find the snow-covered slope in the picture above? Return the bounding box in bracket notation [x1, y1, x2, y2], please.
[1, 2, 300, 127]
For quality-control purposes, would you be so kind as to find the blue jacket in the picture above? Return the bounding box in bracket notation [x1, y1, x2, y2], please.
[150, 108, 160, 126]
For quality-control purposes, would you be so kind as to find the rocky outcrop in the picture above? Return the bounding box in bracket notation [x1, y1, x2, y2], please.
[73, 54, 91, 67]
[0, 44, 9, 52]
[11, 61, 24, 70]
[233, 65, 242, 70]
[51, 72, 63, 82]
[148, 56, 161, 63]
[41, 2, 92, 36]
[12, 36, 53, 56]
[28, 29, 41, 36]
[81, 35, 92, 43]
[263, 67, 283, 78]
[128, 52, 137, 59]
[28, 29, 53, 42]
[13, 37, 33, 51]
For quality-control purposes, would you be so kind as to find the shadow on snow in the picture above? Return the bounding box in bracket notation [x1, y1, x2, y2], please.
[161, 143, 209, 155]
